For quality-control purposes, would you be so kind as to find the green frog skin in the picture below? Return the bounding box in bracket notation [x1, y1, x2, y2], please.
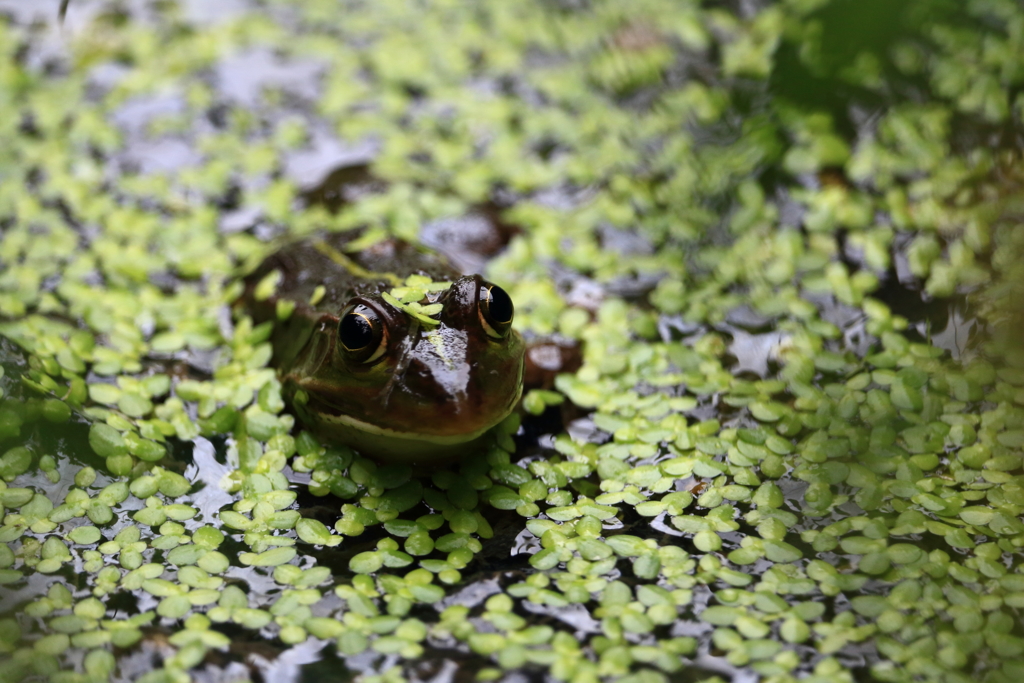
[242, 231, 525, 466]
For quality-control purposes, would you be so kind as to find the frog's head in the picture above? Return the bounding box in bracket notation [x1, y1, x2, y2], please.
[287, 274, 525, 463]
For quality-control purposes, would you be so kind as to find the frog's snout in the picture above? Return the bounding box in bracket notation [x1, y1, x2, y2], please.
[388, 327, 473, 404]
[401, 358, 441, 399]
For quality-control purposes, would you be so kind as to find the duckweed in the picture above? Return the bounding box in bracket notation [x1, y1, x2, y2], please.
[1, 0, 1024, 682]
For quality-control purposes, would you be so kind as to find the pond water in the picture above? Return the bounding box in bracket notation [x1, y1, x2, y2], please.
[1, 1, 1023, 683]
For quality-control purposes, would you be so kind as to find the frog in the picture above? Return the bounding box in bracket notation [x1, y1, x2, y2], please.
[241, 231, 525, 466]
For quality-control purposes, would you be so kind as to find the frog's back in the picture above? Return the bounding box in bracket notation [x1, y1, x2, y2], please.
[245, 231, 458, 322]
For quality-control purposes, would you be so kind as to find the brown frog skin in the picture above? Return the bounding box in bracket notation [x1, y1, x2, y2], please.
[241, 231, 525, 466]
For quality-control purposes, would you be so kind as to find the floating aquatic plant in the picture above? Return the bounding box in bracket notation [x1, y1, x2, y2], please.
[1, 1, 1024, 683]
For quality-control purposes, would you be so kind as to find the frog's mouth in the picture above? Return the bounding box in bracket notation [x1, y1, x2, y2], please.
[300, 381, 523, 445]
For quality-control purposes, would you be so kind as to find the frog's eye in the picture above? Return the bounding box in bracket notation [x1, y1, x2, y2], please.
[478, 284, 514, 339]
[338, 304, 387, 363]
